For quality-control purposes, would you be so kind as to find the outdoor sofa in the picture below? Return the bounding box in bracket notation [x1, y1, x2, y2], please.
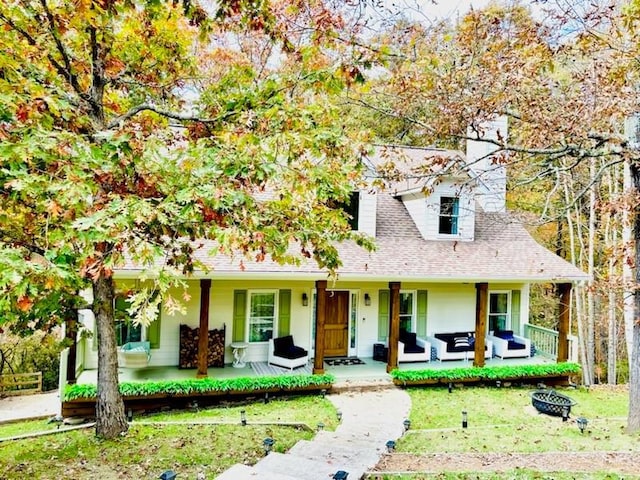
[398, 330, 431, 363]
[427, 332, 493, 361]
[487, 330, 531, 358]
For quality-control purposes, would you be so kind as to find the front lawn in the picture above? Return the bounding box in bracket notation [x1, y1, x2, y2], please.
[0, 395, 337, 479]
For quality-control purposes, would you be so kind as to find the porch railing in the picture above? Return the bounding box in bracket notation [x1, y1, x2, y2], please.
[524, 324, 577, 362]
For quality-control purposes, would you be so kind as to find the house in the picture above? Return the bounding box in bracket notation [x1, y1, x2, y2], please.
[66, 119, 587, 383]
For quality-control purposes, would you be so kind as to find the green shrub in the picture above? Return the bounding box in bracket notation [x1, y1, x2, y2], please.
[390, 362, 581, 384]
[64, 373, 335, 401]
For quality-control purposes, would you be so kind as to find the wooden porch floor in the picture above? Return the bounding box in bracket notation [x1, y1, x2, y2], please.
[75, 355, 554, 385]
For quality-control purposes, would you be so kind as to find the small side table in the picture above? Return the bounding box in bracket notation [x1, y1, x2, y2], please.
[230, 342, 249, 368]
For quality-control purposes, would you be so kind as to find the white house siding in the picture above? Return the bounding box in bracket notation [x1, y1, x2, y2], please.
[402, 180, 475, 242]
[357, 190, 377, 237]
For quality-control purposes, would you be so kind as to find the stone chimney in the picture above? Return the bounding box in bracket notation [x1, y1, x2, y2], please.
[466, 116, 508, 213]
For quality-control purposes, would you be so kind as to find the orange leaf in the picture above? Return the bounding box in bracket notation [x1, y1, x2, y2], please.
[16, 295, 33, 313]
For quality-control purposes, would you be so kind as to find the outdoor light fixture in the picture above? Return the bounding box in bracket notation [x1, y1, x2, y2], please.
[385, 440, 396, 453]
[496, 380, 502, 388]
[364, 293, 371, 306]
[264, 392, 269, 404]
[127, 409, 133, 422]
[240, 409, 247, 426]
[403, 419, 411, 431]
[302, 293, 309, 306]
[317, 422, 325, 432]
[448, 382, 452, 393]
[321, 389, 327, 399]
[263, 437, 275, 455]
[333, 471, 349, 480]
[337, 411, 343, 422]
[577, 417, 588, 434]
[462, 411, 468, 429]
[562, 406, 569, 422]
[159, 470, 177, 480]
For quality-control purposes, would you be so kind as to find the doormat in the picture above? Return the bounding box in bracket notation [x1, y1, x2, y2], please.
[325, 357, 366, 366]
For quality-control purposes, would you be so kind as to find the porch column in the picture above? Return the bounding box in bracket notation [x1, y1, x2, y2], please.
[65, 316, 78, 384]
[474, 282, 488, 367]
[313, 280, 327, 374]
[557, 282, 571, 362]
[197, 279, 211, 378]
[387, 282, 401, 373]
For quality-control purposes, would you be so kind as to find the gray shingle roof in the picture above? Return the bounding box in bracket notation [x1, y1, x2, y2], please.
[120, 189, 587, 283]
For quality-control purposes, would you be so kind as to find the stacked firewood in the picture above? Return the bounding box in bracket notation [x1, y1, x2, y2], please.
[179, 324, 226, 368]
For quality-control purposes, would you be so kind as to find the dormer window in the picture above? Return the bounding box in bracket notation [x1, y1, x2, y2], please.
[342, 191, 360, 230]
[438, 196, 459, 235]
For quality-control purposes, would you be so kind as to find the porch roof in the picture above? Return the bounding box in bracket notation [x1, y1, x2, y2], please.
[118, 192, 588, 283]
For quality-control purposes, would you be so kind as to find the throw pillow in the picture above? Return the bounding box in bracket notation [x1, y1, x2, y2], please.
[454, 336, 469, 348]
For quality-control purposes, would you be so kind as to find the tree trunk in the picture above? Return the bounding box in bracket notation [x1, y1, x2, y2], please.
[586, 157, 596, 384]
[627, 162, 640, 433]
[562, 170, 590, 383]
[93, 276, 128, 438]
[606, 164, 618, 385]
[624, 160, 635, 368]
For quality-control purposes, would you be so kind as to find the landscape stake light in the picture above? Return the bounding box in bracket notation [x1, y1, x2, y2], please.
[562, 406, 569, 422]
[577, 417, 588, 434]
[321, 389, 327, 398]
[462, 411, 468, 429]
[127, 409, 133, 422]
[337, 410, 343, 422]
[263, 437, 275, 455]
[496, 380, 502, 388]
[448, 382, 452, 393]
[240, 410, 247, 426]
[333, 471, 349, 480]
[403, 419, 411, 431]
[317, 422, 325, 432]
[385, 440, 396, 453]
[159, 470, 177, 480]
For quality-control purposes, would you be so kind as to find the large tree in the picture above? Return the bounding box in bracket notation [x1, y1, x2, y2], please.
[0, 0, 371, 438]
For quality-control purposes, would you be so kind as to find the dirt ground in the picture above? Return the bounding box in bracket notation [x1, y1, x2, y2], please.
[374, 451, 640, 475]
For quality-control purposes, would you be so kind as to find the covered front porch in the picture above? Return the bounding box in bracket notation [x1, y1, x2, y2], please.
[74, 354, 556, 386]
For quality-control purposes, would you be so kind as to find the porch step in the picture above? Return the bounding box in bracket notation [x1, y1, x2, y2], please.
[215, 463, 299, 480]
[254, 451, 365, 480]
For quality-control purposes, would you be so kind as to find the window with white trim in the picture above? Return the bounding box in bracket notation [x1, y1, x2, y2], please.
[399, 291, 415, 332]
[247, 290, 278, 343]
[438, 196, 459, 235]
[488, 291, 510, 332]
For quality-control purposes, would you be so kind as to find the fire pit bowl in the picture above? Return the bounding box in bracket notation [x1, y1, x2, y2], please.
[530, 390, 577, 417]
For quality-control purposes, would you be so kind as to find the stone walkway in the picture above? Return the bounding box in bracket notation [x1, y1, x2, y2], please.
[215, 387, 411, 480]
[0, 390, 60, 423]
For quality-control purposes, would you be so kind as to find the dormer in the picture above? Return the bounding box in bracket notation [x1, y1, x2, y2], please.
[399, 178, 476, 241]
[341, 190, 377, 237]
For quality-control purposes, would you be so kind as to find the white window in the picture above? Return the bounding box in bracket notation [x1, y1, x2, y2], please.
[439, 196, 459, 235]
[399, 291, 416, 333]
[247, 291, 278, 343]
[488, 291, 510, 332]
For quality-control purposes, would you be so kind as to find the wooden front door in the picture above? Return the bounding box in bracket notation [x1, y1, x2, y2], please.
[324, 291, 350, 357]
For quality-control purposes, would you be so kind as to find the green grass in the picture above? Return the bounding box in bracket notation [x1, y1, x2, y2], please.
[0, 395, 336, 479]
[399, 386, 637, 454]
